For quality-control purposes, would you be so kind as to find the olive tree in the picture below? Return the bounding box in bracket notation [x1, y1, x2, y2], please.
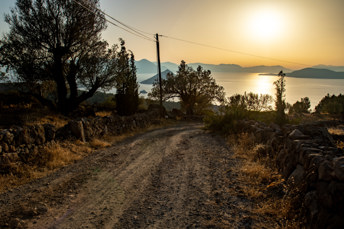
[0, 0, 128, 114]
[149, 61, 225, 115]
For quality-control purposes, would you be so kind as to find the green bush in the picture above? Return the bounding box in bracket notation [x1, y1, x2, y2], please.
[204, 107, 249, 134]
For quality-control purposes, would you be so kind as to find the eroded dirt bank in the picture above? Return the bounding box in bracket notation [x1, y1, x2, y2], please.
[0, 123, 282, 228]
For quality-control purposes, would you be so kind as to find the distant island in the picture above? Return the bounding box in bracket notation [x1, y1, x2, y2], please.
[140, 69, 172, 84]
[287, 68, 344, 79]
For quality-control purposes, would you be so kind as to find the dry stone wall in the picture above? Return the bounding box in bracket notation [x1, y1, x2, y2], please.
[243, 120, 344, 228]
[0, 110, 160, 172]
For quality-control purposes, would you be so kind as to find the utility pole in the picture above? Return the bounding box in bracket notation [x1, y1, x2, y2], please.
[155, 33, 163, 116]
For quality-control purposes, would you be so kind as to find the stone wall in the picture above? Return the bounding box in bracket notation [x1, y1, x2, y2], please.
[0, 109, 160, 171]
[242, 120, 344, 228]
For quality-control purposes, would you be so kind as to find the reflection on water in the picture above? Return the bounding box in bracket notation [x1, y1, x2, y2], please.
[253, 75, 276, 96]
[138, 72, 344, 111]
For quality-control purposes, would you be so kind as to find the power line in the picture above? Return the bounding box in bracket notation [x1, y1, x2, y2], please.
[73, 0, 310, 67]
[161, 35, 310, 67]
[72, 0, 155, 42]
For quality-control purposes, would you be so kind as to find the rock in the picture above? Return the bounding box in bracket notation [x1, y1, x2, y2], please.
[69, 120, 86, 142]
[9, 218, 27, 229]
[327, 215, 344, 229]
[289, 129, 309, 140]
[318, 160, 334, 181]
[333, 156, 344, 181]
[43, 124, 56, 141]
[17, 127, 32, 145]
[316, 181, 333, 209]
[288, 164, 305, 185]
[1, 143, 9, 152]
[304, 191, 319, 219]
[1, 130, 14, 144]
[32, 125, 46, 145]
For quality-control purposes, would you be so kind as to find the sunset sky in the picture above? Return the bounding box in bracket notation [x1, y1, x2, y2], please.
[1, 0, 343, 69]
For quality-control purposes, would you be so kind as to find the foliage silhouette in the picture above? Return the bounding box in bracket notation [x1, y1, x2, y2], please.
[149, 61, 225, 115]
[289, 97, 311, 114]
[0, 0, 133, 114]
[114, 39, 139, 116]
[274, 71, 287, 125]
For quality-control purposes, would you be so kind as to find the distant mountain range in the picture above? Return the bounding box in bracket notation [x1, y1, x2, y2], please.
[135, 59, 291, 74]
[135, 59, 344, 82]
[135, 59, 167, 73]
[312, 65, 344, 72]
[141, 69, 172, 84]
[287, 68, 344, 79]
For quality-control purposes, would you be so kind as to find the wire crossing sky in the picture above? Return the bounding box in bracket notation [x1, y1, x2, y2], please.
[1, 0, 343, 69]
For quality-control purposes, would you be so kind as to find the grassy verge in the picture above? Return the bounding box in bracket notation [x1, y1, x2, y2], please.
[228, 133, 300, 228]
[0, 120, 172, 193]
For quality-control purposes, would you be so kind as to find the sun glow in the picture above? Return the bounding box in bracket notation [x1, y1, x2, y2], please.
[246, 7, 285, 42]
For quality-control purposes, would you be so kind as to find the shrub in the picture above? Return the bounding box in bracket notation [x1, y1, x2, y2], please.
[315, 94, 344, 115]
[289, 97, 311, 114]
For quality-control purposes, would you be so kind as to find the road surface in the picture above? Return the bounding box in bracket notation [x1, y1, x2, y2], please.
[0, 123, 281, 228]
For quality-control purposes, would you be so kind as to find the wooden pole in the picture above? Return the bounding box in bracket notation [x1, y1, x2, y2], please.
[156, 33, 163, 116]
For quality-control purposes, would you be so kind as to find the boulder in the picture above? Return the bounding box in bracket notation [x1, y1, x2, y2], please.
[17, 127, 32, 145]
[289, 129, 309, 140]
[318, 160, 334, 181]
[288, 164, 305, 185]
[1, 130, 14, 144]
[43, 124, 56, 142]
[333, 156, 344, 181]
[69, 120, 86, 142]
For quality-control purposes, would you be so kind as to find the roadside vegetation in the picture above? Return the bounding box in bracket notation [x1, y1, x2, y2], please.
[228, 133, 300, 228]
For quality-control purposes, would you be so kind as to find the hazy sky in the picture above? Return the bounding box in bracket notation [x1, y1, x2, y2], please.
[1, 0, 344, 69]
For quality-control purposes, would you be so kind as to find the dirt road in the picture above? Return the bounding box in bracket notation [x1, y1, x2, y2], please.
[0, 123, 281, 228]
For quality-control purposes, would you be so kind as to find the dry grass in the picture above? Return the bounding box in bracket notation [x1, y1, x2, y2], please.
[95, 111, 112, 117]
[227, 133, 298, 228]
[25, 113, 70, 128]
[328, 126, 344, 135]
[328, 125, 344, 149]
[89, 138, 111, 149]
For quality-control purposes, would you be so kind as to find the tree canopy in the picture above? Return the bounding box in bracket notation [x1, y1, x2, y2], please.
[0, 0, 130, 114]
[114, 39, 139, 116]
[289, 97, 311, 114]
[315, 94, 344, 115]
[149, 61, 225, 115]
[228, 92, 273, 112]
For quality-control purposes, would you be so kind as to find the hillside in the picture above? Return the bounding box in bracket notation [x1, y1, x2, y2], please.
[312, 65, 344, 72]
[288, 68, 344, 79]
[135, 59, 167, 74]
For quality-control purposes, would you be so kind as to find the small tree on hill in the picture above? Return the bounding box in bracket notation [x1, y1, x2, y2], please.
[149, 61, 225, 115]
[274, 70, 287, 125]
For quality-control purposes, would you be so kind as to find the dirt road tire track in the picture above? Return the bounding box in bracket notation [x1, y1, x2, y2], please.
[0, 122, 280, 228]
